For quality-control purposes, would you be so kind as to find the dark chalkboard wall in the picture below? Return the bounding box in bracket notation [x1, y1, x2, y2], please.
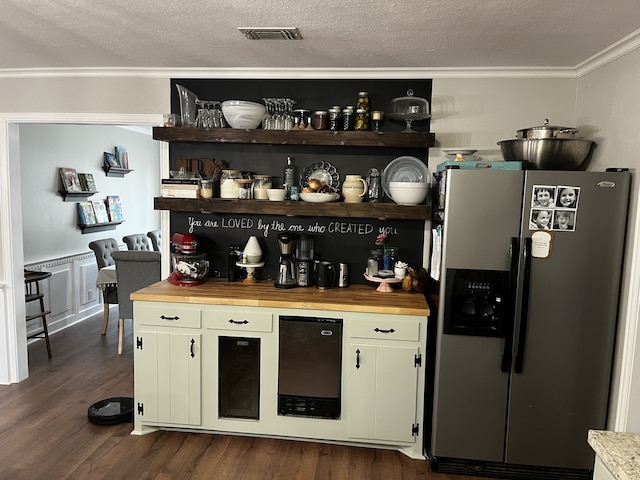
[171, 212, 425, 284]
[167, 78, 432, 285]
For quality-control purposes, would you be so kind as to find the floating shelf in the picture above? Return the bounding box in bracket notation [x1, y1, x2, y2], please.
[58, 190, 98, 201]
[103, 166, 133, 177]
[153, 127, 434, 149]
[154, 197, 430, 221]
[78, 221, 124, 234]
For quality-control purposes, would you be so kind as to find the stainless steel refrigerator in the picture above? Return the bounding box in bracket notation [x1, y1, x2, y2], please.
[429, 169, 630, 478]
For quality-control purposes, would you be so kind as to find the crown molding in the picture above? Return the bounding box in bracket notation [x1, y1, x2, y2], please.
[0, 66, 578, 80]
[576, 28, 640, 77]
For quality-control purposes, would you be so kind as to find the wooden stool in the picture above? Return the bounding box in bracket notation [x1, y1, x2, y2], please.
[24, 270, 52, 358]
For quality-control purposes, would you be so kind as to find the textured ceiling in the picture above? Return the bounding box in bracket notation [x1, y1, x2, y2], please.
[0, 0, 639, 71]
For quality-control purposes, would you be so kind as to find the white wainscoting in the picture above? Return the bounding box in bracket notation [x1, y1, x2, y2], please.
[24, 252, 104, 340]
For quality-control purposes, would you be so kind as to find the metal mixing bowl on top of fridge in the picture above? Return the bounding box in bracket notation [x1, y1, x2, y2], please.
[498, 119, 596, 170]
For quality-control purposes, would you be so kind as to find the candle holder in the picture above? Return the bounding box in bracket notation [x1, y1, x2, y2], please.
[371, 111, 384, 132]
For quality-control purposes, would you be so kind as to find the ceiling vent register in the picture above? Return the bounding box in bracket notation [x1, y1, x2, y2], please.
[238, 27, 303, 40]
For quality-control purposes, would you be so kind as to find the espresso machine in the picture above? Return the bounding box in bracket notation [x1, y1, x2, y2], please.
[295, 234, 315, 287]
[275, 233, 298, 288]
[168, 232, 209, 286]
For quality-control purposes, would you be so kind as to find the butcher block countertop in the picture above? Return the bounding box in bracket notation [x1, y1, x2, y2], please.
[588, 430, 640, 480]
[131, 279, 430, 316]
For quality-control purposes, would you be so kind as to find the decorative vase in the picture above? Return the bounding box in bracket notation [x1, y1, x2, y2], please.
[243, 236, 262, 263]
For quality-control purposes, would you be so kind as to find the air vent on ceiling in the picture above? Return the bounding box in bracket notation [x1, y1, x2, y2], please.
[238, 27, 302, 40]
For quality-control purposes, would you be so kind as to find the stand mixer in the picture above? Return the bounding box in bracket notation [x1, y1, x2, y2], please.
[168, 232, 209, 286]
[275, 233, 298, 289]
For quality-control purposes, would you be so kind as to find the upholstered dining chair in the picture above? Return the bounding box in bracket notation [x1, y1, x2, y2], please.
[111, 250, 161, 354]
[123, 233, 152, 251]
[146, 230, 161, 252]
[88, 238, 120, 335]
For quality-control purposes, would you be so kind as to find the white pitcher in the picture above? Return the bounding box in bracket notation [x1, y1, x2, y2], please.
[342, 175, 368, 203]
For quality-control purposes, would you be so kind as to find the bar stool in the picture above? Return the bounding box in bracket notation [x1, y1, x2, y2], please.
[24, 269, 52, 358]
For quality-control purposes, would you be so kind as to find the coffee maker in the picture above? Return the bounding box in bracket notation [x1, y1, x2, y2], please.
[295, 234, 315, 287]
[275, 233, 298, 288]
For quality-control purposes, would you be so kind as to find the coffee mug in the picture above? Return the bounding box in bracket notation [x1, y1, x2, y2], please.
[316, 261, 336, 289]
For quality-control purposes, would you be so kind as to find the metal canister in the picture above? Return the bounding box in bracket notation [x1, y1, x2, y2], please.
[338, 263, 349, 287]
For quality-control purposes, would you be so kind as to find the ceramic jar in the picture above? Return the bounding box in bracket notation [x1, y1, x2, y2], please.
[342, 175, 367, 203]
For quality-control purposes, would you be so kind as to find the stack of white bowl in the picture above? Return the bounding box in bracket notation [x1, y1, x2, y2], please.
[388, 181, 430, 205]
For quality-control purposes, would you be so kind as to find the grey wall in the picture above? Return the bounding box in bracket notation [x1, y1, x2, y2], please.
[19, 124, 161, 263]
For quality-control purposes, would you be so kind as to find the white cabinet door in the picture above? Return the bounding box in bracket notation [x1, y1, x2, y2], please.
[347, 342, 419, 443]
[135, 330, 202, 426]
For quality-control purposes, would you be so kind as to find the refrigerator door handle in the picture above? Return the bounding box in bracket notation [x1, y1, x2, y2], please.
[501, 236, 519, 373]
[514, 236, 532, 374]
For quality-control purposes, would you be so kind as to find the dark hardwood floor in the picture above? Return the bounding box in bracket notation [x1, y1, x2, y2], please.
[0, 310, 501, 480]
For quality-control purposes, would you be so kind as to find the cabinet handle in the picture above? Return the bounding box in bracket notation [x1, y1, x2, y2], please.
[356, 349, 361, 369]
[374, 328, 395, 334]
[160, 315, 180, 321]
[228, 319, 249, 325]
[190, 338, 195, 358]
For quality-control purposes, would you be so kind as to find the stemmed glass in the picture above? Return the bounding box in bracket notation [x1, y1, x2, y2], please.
[262, 98, 274, 130]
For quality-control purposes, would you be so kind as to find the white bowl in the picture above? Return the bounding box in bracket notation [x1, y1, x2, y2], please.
[389, 181, 429, 189]
[266, 188, 287, 201]
[221, 100, 266, 129]
[388, 182, 429, 205]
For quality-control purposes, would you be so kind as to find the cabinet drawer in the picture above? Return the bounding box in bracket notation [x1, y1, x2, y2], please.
[350, 317, 420, 342]
[204, 308, 273, 333]
[135, 302, 202, 329]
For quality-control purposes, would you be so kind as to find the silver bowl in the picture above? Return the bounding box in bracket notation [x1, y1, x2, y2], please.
[498, 138, 596, 170]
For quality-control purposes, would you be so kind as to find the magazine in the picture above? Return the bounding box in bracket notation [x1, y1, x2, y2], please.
[78, 173, 97, 192]
[104, 152, 119, 168]
[92, 200, 110, 223]
[59, 168, 82, 192]
[106, 195, 124, 222]
[78, 202, 97, 225]
[115, 146, 129, 169]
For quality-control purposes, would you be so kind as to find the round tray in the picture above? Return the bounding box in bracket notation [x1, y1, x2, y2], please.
[363, 273, 402, 292]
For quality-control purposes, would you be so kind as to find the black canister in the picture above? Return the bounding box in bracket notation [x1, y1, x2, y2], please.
[342, 108, 354, 131]
[228, 245, 239, 282]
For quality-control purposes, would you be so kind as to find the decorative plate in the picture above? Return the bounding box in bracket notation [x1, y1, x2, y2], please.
[382, 156, 429, 200]
[300, 192, 340, 203]
[300, 161, 340, 189]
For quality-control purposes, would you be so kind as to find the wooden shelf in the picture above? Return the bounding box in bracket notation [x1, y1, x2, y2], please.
[154, 197, 430, 221]
[102, 166, 133, 177]
[153, 127, 434, 149]
[78, 221, 124, 234]
[58, 190, 98, 201]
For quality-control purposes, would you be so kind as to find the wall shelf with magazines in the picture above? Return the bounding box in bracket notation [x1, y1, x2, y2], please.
[103, 147, 133, 177]
[78, 221, 125, 234]
[76, 196, 125, 233]
[102, 165, 133, 178]
[58, 168, 99, 201]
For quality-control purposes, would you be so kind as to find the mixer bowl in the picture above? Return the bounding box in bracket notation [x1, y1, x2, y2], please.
[498, 138, 596, 170]
[171, 253, 209, 283]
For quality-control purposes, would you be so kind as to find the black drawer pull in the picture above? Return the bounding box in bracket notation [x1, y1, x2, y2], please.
[374, 328, 395, 334]
[160, 315, 180, 321]
[356, 349, 361, 369]
[228, 319, 249, 325]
